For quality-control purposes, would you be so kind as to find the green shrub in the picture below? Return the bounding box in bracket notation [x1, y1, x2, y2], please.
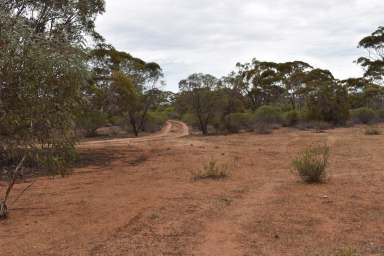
[377, 109, 384, 121]
[181, 113, 199, 128]
[224, 112, 254, 133]
[254, 122, 273, 134]
[364, 125, 381, 135]
[254, 105, 283, 124]
[350, 107, 378, 124]
[76, 110, 109, 137]
[283, 110, 299, 126]
[292, 145, 330, 183]
[144, 111, 168, 132]
[192, 160, 230, 180]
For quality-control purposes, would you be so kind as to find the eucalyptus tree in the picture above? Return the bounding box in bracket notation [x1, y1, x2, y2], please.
[235, 59, 284, 109]
[357, 26, 384, 84]
[0, 0, 105, 217]
[276, 61, 313, 110]
[89, 45, 163, 136]
[304, 69, 349, 124]
[1, 0, 105, 42]
[178, 73, 221, 135]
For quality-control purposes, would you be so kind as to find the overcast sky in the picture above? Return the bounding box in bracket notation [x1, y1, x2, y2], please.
[96, 0, 384, 91]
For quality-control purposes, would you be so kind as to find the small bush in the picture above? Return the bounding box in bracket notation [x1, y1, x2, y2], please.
[193, 160, 230, 180]
[225, 112, 254, 133]
[254, 105, 283, 125]
[364, 125, 381, 135]
[144, 111, 168, 132]
[377, 109, 384, 121]
[350, 107, 377, 124]
[283, 110, 299, 126]
[181, 113, 200, 129]
[292, 145, 330, 183]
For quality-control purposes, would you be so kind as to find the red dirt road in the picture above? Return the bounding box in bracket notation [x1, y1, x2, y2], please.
[1, 122, 384, 255]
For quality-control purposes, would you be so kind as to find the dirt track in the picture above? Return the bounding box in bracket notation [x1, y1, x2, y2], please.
[1, 122, 384, 256]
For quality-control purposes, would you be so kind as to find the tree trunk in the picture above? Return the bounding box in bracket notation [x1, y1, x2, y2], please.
[201, 123, 208, 136]
[0, 201, 7, 219]
[129, 113, 139, 137]
[0, 156, 25, 220]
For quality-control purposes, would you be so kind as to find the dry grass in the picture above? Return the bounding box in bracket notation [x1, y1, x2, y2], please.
[364, 125, 381, 135]
[192, 159, 231, 180]
[292, 144, 330, 183]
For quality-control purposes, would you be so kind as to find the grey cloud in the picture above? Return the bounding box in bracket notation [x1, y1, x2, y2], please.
[96, 0, 384, 91]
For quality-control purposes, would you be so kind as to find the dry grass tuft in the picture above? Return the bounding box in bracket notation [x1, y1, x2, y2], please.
[292, 144, 330, 183]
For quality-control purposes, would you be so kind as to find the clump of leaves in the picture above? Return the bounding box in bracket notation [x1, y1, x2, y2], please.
[193, 160, 230, 180]
[364, 125, 381, 135]
[292, 145, 330, 183]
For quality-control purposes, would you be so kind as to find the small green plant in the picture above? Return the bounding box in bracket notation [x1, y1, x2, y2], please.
[292, 145, 330, 183]
[193, 160, 230, 180]
[334, 247, 359, 256]
[254, 105, 283, 125]
[350, 107, 377, 124]
[283, 110, 299, 126]
[364, 125, 381, 135]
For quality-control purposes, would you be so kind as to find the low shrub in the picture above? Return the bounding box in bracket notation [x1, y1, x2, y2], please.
[254, 122, 273, 134]
[192, 160, 230, 180]
[364, 125, 381, 135]
[224, 112, 254, 133]
[283, 110, 299, 126]
[181, 113, 200, 129]
[254, 105, 283, 125]
[144, 111, 169, 132]
[292, 144, 330, 183]
[377, 109, 384, 121]
[350, 107, 377, 124]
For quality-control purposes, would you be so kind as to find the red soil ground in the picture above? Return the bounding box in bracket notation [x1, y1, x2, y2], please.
[1, 121, 383, 256]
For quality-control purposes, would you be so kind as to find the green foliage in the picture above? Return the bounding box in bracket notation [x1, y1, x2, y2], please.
[178, 74, 221, 135]
[0, 10, 88, 171]
[378, 109, 384, 121]
[224, 112, 254, 133]
[144, 111, 169, 132]
[192, 160, 230, 180]
[292, 145, 330, 183]
[305, 80, 350, 125]
[350, 107, 378, 124]
[357, 26, 384, 82]
[283, 110, 299, 126]
[254, 106, 283, 124]
[181, 113, 200, 128]
[1, 0, 105, 43]
[76, 108, 109, 137]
